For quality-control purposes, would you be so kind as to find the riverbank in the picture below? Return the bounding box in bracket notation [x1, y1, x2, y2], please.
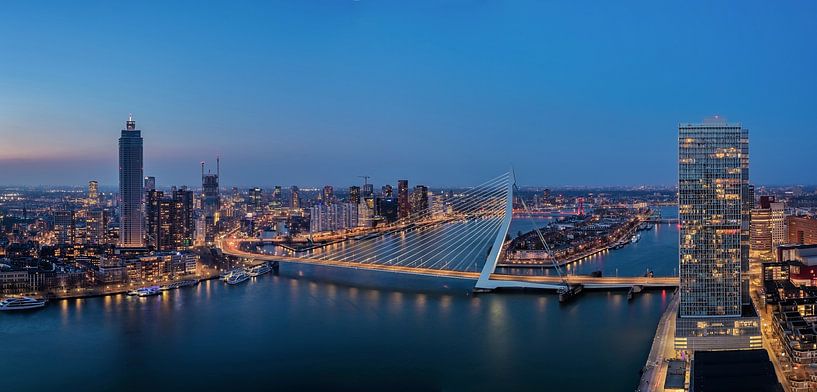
[0, 264, 669, 392]
[502, 215, 646, 269]
[3, 270, 222, 301]
[637, 290, 680, 391]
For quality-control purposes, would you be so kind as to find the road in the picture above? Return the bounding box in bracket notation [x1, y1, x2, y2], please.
[220, 237, 679, 288]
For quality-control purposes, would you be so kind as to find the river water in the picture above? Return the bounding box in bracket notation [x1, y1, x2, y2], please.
[0, 208, 679, 392]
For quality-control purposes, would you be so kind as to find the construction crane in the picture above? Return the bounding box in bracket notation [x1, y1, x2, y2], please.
[357, 175, 371, 185]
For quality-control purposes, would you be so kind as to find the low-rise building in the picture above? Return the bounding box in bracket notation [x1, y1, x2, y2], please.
[0, 269, 29, 292]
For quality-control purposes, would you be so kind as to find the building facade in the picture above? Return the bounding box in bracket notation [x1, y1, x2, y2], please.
[788, 216, 817, 245]
[675, 117, 760, 351]
[750, 196, 785, 252]
[397, 180, 409, 220]
[118, 115, 145, 247]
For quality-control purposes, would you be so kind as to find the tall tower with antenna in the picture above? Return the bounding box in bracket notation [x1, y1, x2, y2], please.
[119, 113, 145, 247]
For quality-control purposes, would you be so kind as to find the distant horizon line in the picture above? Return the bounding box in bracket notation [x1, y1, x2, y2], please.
[1, 183, 813, 191]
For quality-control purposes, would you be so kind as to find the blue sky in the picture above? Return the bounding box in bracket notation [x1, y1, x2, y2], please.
[1, 1, 816, 187]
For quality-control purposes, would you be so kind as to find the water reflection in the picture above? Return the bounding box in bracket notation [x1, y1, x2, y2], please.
[2, 263, 671, 392]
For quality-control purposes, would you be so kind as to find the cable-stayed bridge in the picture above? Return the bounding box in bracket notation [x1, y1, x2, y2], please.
[218, 172, 678, 292]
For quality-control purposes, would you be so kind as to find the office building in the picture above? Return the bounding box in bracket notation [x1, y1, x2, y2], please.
[248, 187, 263, 213]
[410, 185, 429, 216]
[378, 197, 399, 223]
[380, 184, 392, 198]
[53, 210, 75, 244]
[88, 180, 99, 206]
[788, 216, 817, 245]
[362, 183, 374, 198]
[118, 114, 144, 248]
[349, 186, 361, 205]
[272, 186, 282, 207]
[201, 158, 220, 244]
[290, 186, 300, 209]
[144, 176, 156, 192]
[322, 185, 334, 206]
[750, 196, 785, 252]
[675, 117, 760, 351]
[397, 180, 409, 219]
[87, 209, 107, 245]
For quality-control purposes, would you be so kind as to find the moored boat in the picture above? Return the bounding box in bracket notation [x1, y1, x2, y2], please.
[226, 270, 249, 285]
[248, 263, 272, 277]
[136, 286, 161, 297]
[0, 297, 48, 311]
[160, 279, 199, 291]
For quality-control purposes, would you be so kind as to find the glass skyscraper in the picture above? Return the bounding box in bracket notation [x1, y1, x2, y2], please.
[675, 116, 760, 352]
[118, 115, 145, 248]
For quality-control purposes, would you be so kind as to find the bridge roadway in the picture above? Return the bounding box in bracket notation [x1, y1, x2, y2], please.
[219, 238, 679, 290]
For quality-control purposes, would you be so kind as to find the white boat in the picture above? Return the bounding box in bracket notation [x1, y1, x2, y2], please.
[160, 280, 199, 291]
[631, 233, 641, 243]
[136, 286, 161, 297]
[220, 268, 244, 281]
[226, 270, 250, 285]
[0, 297, 47, 311]
[248, 263, 272, 277]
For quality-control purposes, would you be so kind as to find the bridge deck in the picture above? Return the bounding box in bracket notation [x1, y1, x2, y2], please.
[220, 239, 679, 289]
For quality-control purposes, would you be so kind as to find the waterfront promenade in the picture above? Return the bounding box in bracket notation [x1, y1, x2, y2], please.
[637, 291, 679, 391]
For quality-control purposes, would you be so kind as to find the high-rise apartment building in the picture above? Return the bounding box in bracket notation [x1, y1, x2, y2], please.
[119, 115, 144, 248]
[310, 203, 358, 233]
[675, 117, 760, 352]
[397, 180, 409, 219]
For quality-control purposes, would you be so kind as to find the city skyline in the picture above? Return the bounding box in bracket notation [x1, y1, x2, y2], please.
[2, 2, 817, 187]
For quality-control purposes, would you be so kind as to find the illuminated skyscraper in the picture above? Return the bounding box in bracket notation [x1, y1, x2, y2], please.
[322, 185, 334, 206]
[362, 183, 374, 198]
[410, 185, 429, 216]
[349, 186, 361, 205]
[397, 180, 409, 219]
[248, 187, 263, 213]
[87, 209, 107, 245]
[272, 186, 282, 207]
[201, 158, 220, 244]
[290, 186, 300, 209]
[118, 114, 144, 248]
[144, 176, 156, 192]
[675, 117, 759, 351]
[88, 180, 99, 206]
